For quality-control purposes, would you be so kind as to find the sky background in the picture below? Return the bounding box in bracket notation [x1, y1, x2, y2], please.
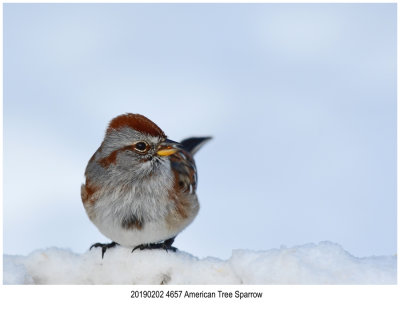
[3, 3, 396, 259]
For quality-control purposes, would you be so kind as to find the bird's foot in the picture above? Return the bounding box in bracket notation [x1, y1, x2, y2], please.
[90, 241, 119, 259]
[132, 237, 177, 253]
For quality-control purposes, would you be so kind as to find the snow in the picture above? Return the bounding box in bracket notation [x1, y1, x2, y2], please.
[3, 241, 396, 285]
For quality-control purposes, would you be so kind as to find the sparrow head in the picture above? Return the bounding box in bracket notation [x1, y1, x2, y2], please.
[97, 113, 180, 176]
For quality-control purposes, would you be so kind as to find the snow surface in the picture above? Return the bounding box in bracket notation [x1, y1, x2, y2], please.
[3, 242, 396, 285]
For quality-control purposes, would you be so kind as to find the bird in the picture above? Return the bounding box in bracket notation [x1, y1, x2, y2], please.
[81, 113, 211, 258]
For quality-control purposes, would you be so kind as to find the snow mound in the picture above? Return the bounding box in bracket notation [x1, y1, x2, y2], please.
[3, 242, 396, 284]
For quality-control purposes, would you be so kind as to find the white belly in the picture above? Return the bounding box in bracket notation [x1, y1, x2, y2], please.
[94, 216, 178, 247]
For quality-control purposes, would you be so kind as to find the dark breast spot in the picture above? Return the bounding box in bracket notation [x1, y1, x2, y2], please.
[121, 215, 143, 230]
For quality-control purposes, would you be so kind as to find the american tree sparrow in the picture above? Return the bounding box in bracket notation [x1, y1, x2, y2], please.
[81, 113, 210, 258]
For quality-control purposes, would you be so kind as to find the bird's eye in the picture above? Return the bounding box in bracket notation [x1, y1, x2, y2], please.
[134, 141, 148, 153]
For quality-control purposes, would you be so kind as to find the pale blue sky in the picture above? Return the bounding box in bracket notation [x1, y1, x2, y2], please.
[3, 3, 396, 259]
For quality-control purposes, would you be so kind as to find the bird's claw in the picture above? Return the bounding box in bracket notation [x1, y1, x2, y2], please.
[132, 238, 177, 253]
[132, 243, 177, 253]
[90, 241, 118, 259]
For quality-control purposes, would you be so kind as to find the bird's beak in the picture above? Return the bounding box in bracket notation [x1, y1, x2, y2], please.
[157, 139, 180, 157]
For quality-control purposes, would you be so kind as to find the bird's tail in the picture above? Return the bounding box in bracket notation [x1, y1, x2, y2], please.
[180, 137, 212, 155]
